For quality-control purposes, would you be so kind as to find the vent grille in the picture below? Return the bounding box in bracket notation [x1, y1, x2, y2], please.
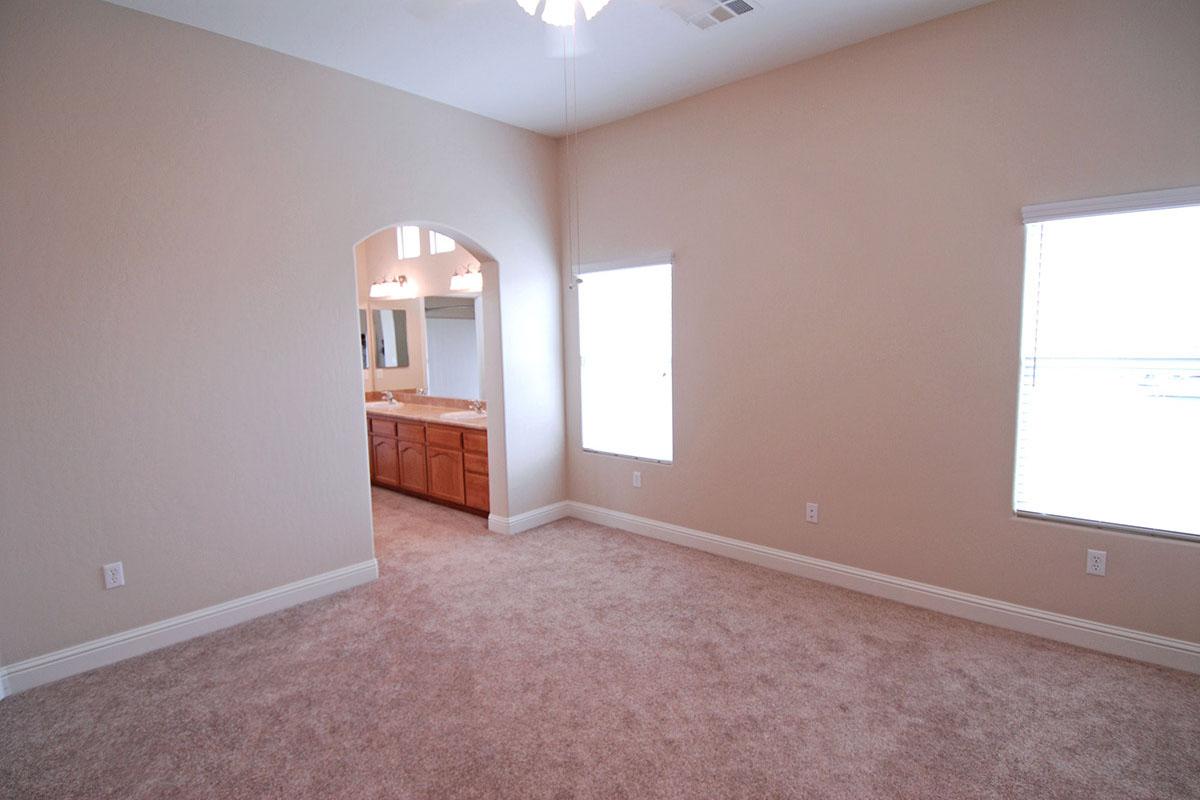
[659, 0, 761, 30]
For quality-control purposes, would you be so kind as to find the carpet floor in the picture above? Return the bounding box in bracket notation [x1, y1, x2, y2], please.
[2, 489, 1198, 799]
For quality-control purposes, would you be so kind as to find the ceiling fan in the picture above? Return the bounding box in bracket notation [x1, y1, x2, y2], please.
[515, 0, 612, 26]
[399, 0, 761, 30]
[397, 0, 607, 26]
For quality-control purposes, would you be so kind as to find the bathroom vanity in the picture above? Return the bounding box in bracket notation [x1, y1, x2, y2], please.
[366, 403, 489, 515]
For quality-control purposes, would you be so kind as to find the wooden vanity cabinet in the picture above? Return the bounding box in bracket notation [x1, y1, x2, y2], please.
[396, 422, 428, 494]
[370, 435, 401, 488]
[427, 446, 466, 504]
[368, 417, 399, 488]
[462, 430, 489, 513]
[368, 414, 487, 516]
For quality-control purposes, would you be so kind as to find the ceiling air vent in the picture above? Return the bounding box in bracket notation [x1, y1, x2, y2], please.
[659, 0, 762, 30]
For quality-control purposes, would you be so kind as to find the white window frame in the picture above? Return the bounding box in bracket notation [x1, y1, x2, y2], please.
[397, 225, 421, 260]
[1015, 185, 1200, 542]
[430, 230, 456, 255]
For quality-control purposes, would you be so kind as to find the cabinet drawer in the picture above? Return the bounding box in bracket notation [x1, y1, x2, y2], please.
[368, 417, 397, 437]
[465, 472, 489, 512]
[427, 425, 463, 450]
[464, 452, 489, 475]
[396, 421, 425, 443]
[463, 430, 488, 454]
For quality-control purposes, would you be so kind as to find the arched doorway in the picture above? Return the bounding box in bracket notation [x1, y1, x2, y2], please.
[353, 222, 505, 522]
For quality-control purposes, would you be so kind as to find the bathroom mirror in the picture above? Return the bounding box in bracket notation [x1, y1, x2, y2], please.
[372, 308, 410, 368]
[359, 309, 369, 369]
[424, 296, 482, 400]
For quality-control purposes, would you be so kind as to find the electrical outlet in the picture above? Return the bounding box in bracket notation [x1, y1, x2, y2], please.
[632, 471, 642, 488]
[805, 502, 819, 524]
[1086, 549, 1106, 576]
[103, 561, 125, 589]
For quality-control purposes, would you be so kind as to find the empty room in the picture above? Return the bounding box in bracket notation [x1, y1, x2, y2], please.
[1, 0, 1198, 798]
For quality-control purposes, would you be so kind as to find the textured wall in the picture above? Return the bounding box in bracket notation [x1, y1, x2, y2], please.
[0, 0, 564, 664]
[562, 0, 1200, 642]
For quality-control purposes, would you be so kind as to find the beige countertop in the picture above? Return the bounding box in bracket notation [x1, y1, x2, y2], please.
[365, 401, 488, 430]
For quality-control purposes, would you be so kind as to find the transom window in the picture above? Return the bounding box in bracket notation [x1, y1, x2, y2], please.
[430, 231, 457, 255]
[397, 225, 421, 259]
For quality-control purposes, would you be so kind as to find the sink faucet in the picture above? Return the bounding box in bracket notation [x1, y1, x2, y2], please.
[382, 390, 396, 405]
[469, 400, 485, 413]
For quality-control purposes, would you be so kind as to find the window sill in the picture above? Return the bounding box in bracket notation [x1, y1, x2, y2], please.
[1015, 510, 1199, 543]
[582, 447, 672, 466]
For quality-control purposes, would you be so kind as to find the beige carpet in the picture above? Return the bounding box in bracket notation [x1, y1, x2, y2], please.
[2, 489, 1198, 799]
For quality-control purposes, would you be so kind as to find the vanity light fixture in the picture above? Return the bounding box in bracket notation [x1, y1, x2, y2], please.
[369, 275, 416, 300]
[516, 0, 611, 26]
[449, 264, 483, 293]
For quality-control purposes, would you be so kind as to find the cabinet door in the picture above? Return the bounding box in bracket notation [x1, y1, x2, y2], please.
[399, 442, 428, 494]
[371, 436, 400, 488]
[427, 446, 466, 505]
[465, 472, 489, 512]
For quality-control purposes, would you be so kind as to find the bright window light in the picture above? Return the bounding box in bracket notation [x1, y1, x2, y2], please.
[397, 225, 421, 260]
[430, 231, 456, 255]
[1014, 198, 1200, 539]
[577, 263, 672, 462]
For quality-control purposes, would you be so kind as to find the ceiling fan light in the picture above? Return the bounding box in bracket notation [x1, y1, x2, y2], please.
[578, 0, 610, 20]
[515, 0, 540, 15]
[540, 0, 576, 26]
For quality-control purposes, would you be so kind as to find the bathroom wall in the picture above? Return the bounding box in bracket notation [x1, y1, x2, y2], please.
[355, 225, 481, 307]
[0, 0, 565, 666]
[562, 0, 1200, 642]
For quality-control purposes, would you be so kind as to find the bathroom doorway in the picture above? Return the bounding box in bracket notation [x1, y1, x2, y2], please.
[353, 223, 501, 520]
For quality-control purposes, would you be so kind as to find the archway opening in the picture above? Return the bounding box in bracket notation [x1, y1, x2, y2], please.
[352, 222, 504, 524]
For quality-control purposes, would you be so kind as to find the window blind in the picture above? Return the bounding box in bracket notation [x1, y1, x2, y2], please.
[1014, 194, 1200, 539]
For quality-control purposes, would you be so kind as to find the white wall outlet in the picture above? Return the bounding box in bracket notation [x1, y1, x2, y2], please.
[103, 561, 125, 589]
[1086, 549, 1107, 576]
[632, 471, 642, 488]
[805, 502, 819, 524]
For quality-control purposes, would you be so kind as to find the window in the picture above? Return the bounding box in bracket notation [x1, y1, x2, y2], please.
[430, 231, 456, 255]
[1015, 189, 1200, 539]
[577, 262, 673, 462]
[397, 225, 421, 259]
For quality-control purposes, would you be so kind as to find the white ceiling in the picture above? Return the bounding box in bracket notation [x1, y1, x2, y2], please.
[104, 0, 991, 136]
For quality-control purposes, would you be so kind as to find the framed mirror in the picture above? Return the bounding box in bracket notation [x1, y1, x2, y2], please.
[372, 308, 410, 368]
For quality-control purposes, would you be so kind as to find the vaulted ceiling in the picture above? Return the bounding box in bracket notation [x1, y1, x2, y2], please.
[105, 0, 992, 136]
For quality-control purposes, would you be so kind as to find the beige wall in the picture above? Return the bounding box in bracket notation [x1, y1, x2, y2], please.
[563, 0, 1200, 642]
[0, 0, 564, 665]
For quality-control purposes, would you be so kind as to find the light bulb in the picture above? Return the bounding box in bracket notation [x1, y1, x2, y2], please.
[541, 0, 575, 26]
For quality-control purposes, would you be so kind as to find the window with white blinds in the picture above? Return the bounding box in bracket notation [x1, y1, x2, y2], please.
[1014, 189, 1200, 539]
[577, 262, 673, 463]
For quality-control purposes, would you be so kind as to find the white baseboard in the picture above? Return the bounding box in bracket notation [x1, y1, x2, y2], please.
[489, 501, 570, 535]
[565, 502, 1200, 674]
[0, 559, 379, 699]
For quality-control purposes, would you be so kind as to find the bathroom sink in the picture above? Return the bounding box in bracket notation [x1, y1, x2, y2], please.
[440, 410, 486, 421]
